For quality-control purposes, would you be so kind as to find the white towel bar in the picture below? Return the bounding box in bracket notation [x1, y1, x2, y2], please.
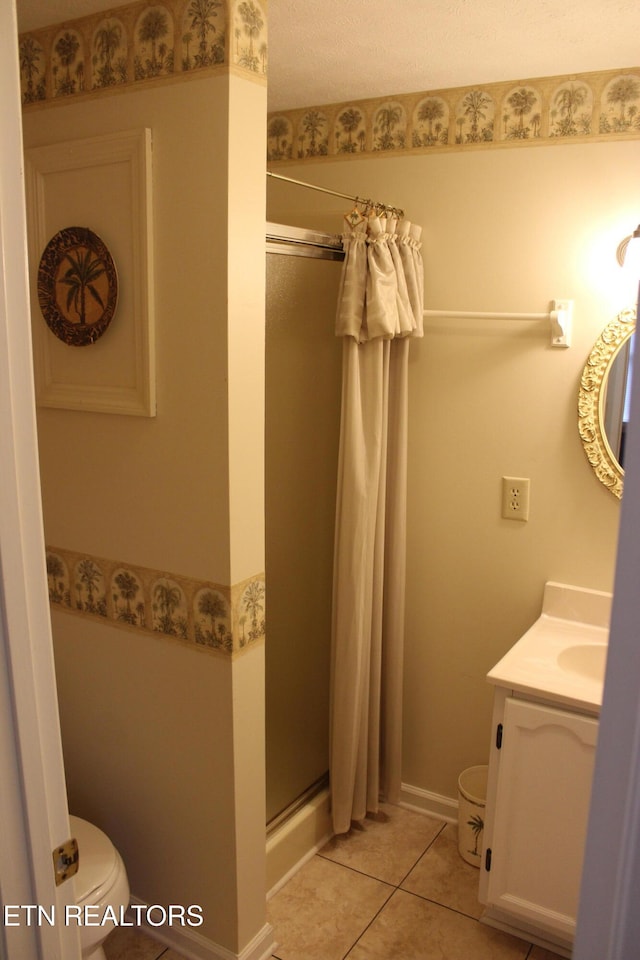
[423, 299, 573, 347]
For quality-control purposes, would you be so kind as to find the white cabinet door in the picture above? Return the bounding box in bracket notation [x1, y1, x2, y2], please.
[484, 696, 598, 942]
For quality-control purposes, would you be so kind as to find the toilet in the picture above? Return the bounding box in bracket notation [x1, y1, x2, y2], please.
[70, 816, 130, 960]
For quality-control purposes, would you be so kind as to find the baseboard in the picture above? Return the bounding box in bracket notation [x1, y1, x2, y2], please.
[480, 910, 572, 959]
[398, 782, 458, 822]
[126, 899, 275, 960]
[266, 786, 333, 897]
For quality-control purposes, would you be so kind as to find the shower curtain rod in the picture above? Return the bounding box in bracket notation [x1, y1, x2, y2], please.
[266, 170, 404, 218]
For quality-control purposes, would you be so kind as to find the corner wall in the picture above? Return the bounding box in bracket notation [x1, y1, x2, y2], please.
[24, 68, 269, 957]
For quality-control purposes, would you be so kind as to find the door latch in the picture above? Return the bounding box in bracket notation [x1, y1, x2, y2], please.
[53, 837, 79, 886]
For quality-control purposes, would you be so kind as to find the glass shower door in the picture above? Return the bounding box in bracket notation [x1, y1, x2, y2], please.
[265, 228, 343, 825]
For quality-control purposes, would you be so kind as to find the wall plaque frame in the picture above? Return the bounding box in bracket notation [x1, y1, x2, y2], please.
[26, 129, 155, 416]
[37, 226, 119, 346]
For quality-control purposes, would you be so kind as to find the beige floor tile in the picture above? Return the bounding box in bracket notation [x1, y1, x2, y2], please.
[345, 889, 531, 960]
[268, 854, 392, 960]
[401, 822, 484, 919]
[320, 802, 444, 886]
[103, 925, 165, 959]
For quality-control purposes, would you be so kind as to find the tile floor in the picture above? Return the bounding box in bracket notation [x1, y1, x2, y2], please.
[103, 802, 566, 960]
[267, 803, 565, 960]
[104, 925, 188, 960]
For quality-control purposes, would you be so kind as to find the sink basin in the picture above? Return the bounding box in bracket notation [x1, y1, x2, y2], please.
[487, 584, 611, 711]
[557, 644, 607, 682]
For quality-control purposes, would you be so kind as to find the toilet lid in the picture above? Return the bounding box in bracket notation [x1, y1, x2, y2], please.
[69, 815, 118, 902]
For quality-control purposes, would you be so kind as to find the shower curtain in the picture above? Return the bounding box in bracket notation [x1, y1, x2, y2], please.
[330, 213, 424, 835]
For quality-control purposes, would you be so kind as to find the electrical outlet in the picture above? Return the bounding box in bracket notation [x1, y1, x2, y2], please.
[502, 477, 530, 521]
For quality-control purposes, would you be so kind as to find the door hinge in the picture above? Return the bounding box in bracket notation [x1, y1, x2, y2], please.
[53, 837, 79, 886]
[485, 847, 492, 871]
[496, 723, 503, 749]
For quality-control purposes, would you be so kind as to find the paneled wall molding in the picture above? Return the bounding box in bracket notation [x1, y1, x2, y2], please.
[26, 129, 156, 416]
[46, 545, 265, 657]
[18, 0, 268, 110]
[267, 67, 640, 164]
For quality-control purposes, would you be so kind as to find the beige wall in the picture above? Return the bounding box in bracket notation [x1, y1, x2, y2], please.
[52, 612, 236, 930]
[267, 136, 640, 800]
[24, 71, 268, 954]
[25, 76, 232, 582]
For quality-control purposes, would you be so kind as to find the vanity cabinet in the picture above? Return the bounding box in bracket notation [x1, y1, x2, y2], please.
[479, 687, 598, 954]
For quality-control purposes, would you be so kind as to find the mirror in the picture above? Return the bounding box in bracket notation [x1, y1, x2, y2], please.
[578, 306, 636, 498]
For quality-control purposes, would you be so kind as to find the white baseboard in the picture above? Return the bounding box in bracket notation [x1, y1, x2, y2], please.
[266, 786, 333, 897]
[398, 782, 458, 823]
[126, 899, 275, 960]
[267, 829, 333, 901]
[480, 910, 571, 959]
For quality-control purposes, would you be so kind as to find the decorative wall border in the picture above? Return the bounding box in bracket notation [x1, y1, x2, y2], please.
[18, 0, 268, 109]
[267, 67, 640, 163]
[46, 545, 266, 657]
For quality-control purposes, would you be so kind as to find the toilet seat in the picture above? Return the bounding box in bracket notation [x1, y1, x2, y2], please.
[70, 816, 120, 904]
[68, 815, 130, 959]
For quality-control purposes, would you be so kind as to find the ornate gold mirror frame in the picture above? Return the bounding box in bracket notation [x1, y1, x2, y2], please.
[578, 306, 636, 499]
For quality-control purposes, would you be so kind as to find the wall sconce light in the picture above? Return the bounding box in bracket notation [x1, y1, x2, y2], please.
[617, 224, 640, 275]
[617, 225, 640, 311]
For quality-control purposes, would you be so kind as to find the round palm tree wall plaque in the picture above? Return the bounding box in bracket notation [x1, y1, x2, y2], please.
[37, 226, 118, 346]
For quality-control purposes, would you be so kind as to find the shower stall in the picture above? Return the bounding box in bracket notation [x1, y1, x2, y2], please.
[265, 223, 344, 848]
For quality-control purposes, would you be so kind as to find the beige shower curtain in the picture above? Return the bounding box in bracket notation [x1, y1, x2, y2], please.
[330, 213, 424, 835]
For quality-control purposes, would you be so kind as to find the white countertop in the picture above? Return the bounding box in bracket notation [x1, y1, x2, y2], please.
[487, 582, 611, 713]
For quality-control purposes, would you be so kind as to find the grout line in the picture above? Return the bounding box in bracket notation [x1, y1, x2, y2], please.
[399, 889, 540, 957]
[274, 818, 545, 960]
[318, 818, 448, 889]
[330, 820, 537, 959]
[397, 821, 447, 888]
[341, 884, 536, 960]
[335, 822, 451, 959]
[341, 885, 397, 960]
[399, 885, 486, 922]
[315, 852, 396, 889]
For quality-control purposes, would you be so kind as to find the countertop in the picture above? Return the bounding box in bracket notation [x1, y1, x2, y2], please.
[487, 581, 611, 713]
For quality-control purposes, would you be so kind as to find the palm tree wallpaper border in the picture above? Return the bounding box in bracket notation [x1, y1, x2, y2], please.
[18, 0, 267, 106]
[46, 546, 266, 657]
[267, 68, 640, 163]
[19, 6, 638, 163]
[37, 226, 118, 347]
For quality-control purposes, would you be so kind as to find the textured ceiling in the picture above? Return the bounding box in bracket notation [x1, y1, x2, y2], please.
[15, 0, 640, 112]
[266, 0, 640, 112]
